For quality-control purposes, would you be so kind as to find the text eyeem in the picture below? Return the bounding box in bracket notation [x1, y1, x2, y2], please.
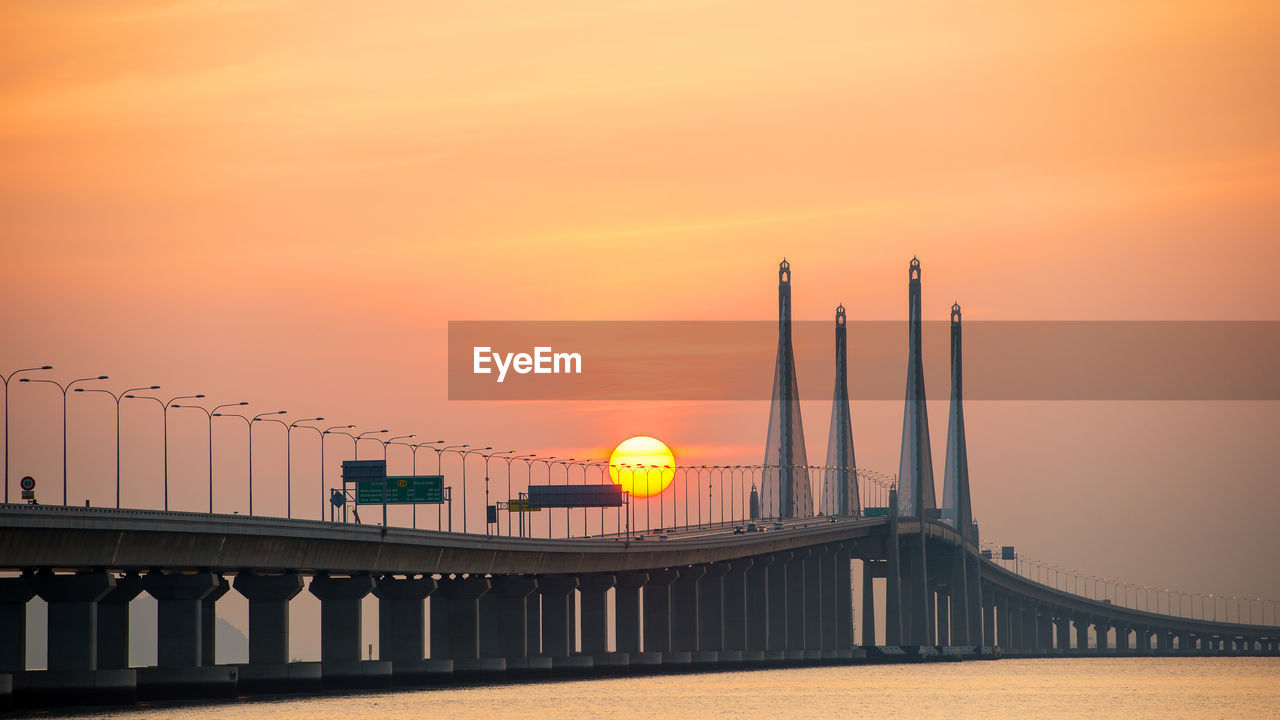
[473, 346, 582, 383]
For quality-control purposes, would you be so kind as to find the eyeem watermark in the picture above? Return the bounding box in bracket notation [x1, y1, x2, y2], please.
[473, 346, 583, 383]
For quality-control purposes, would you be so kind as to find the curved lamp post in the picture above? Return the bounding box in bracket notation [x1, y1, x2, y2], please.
[457, 446, 492, 534]
[280, 417, 325, 519]
[23, 375, 108, 505]
[172, 400, 248, 513]
[75, 384, 159, 508]
[3, 364, 52, 503]
[123, 391, 204, 511]
[318, 424, 356, 520]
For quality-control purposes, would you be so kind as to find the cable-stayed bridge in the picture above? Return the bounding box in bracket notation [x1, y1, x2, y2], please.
[1, 258, 1275, 711]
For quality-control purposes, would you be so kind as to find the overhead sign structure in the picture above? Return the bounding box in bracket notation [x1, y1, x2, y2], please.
[355, 475, 444, 505]
[863, 506, 889, 518]
[526, 484, 625, 509]
[342, 460, 387, 481]
[1001, 545, 1016, 560]
[508, 498, 541, 512]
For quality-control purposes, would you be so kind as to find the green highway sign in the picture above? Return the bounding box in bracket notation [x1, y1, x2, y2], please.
[356, 475, 444, 505]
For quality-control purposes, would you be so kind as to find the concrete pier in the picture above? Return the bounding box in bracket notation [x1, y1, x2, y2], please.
[309, 573, 389, 689]
[96, 573, 142, 671]
[373, 574, 437, 682]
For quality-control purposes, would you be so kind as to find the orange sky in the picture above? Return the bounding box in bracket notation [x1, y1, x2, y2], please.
[2, 1, 1279, 619]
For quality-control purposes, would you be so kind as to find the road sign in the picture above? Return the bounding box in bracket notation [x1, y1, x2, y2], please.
[355, 475, 444, 505]
[864, 506, 889, 517]
[19, 476, 35, 491]
[527, 484, 625, 508]
[21, 490, 34, 500]
[1001, 545, 1016, 560]
[330, 489, 345, 507]
[508, 498, 541, 512]
[342, 460, 387, 482]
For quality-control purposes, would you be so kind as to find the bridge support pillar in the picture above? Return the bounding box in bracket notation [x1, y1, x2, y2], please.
[935, 582, 950, 647]
[614, 572, 646, 655]
[1116, 625, 1130, 653]
[372, 574, 435, 668]
[34, 570, 115, 671]
[786, 550, 807, 655]
[488, 575, 538, 665]
[538, 575, 579, 659]
[1074, 617, 1088, 652]
[673, 565, 704, 653]
[145, 572, 219, 667]
[1094, 619, 1109, 653]
[766, 553, 789, 654]
[642, 569, 677, 656]
[802, 548, 822, 654]
[699, 563, 728, 653]
[862, 560, 877, 647]
[308, 574, 374, 663]
[578, 573, 613, 657]
[832, 542, 852, 652]
[1055, 613, 1069, 653]
[96, 573, 143, 670]
[981, 587, 995, 646]
[883, 489, 903, 646]
[234, 572, 302, 665]
[723, 559, 751, 651]
[433, 576, 490, 666]
[746, 554, 772, 654]
[966, 553, 982, 645]
[1038, 607, 1052, 652]
[200, 576, 230, 667]
[0, 575, 34, 672]
[950, 556, 970, 645]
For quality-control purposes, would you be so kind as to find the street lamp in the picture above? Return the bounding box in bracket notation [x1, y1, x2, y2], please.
[74, 384, 160, 508]
[23, 374, 108, 505]
[3, 364, 52, 503]
[404, 440, 444, 528]
[123, 391, 204, 511]
[355, 429, 388, 460]
[377, 434, 416, 527]
[457, 446, 492, 533]
[279, 417, 325, 519]
[244, 410, 287, 515]
[482, 450, 517, 536]
[171, 401, 247, 512]
[323, 426, 359, 521]
[317, 424, 355, 520]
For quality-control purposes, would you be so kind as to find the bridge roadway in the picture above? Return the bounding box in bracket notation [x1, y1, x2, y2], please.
[0, 503, 1276, 710]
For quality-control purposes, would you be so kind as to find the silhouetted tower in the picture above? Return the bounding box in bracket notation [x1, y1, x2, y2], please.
[763, 259, 812, 519]
[942, 302, 975, 644]
[821, 304, 860, 517]
[941, 303, 973, 536]
[897, 256, 935, 646]
[897, 257, 936, 517]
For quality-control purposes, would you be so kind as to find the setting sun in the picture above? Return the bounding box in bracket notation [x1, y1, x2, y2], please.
[608, 436, 676, 498]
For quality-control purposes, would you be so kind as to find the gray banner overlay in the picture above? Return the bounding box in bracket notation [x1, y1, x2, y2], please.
[448, 321, 1280, 401]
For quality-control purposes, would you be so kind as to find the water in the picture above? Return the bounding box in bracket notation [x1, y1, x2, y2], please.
[35, 658, 1280, 720]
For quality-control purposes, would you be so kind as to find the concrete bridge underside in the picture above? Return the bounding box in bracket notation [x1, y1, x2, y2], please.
[1, 504, 1276, 710]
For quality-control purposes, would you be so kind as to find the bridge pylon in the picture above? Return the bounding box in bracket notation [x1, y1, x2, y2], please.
[821, 304, 859, 517]
[763, 259, 812, 519]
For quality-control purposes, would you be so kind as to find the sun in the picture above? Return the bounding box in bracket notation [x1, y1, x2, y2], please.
[608, 436, 675, 498]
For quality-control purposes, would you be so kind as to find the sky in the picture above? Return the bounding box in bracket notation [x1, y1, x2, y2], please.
[2, 1, 1279, 657]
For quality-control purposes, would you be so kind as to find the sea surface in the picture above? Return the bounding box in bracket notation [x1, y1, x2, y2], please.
[36, 657, 1280, 720]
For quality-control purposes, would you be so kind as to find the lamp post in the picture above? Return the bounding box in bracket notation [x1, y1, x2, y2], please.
[499, 453, 535, 537]
[319, 425, 356, 520]
[323, 427, 358, 521]
[482, 450, 517, 536]
[23, 375, 108, 505]
[355, 430, 388, 460]
[123, 391, 204, 511]
[456, 446, 492, 534]
[172, 401, 248, 513]
[254, 415, 291, 518]
[530, 456, 556, 538]
[245, 410, 287, 515]
[277, 417, 325, 520]
[74, 384, 160, 508]
[3, 364, 52, 503]
[403, 439, 443, 529]
[378, 434, 415, 527]
[434, 444, 468, 531]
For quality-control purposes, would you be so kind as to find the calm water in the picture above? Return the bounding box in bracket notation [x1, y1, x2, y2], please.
[40, 658, 1280, 720]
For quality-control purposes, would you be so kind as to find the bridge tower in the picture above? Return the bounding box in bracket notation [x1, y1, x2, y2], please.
[897, 257, 936, 516]
[897, 257, 936, 646]
[821, 304, 860, 517]
[941, 302, 979, 645]
[763, 259, 812, 518]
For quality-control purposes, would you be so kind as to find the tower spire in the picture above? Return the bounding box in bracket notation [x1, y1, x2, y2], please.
[763, 259, 812, 518]
[897, 257, 936, 516]
[822, 304, 859, 516]
[942, 302, 972, 536]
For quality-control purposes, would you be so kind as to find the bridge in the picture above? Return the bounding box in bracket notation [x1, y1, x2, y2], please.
[1, 258, 1275, 710]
